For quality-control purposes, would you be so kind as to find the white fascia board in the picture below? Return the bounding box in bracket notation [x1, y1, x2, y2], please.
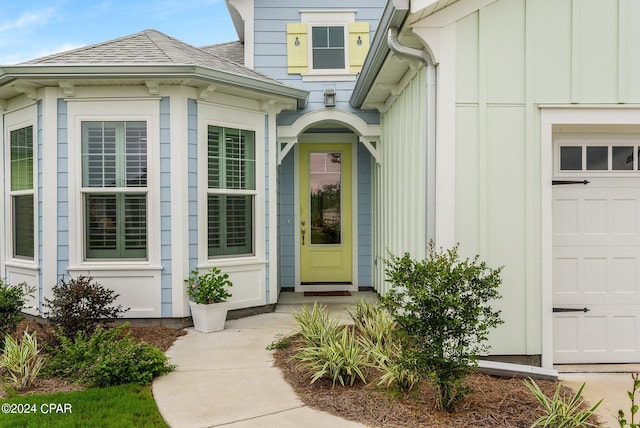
[0, 65, 309, 108]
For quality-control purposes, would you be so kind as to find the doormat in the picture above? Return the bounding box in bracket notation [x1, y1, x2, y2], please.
[303, 291, 352, 297]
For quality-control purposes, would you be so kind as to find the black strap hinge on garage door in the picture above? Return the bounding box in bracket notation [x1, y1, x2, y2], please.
[552, 180, 590, 185]
[553, 307, 590, 313]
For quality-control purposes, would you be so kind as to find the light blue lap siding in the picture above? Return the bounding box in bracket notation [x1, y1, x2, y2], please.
[278, 150, 295, 287]
[188, 99, 198, 271]
[254, 0, 385, 124]
[160, 97, 172, 317]
[357, 143, 372, 287]
[57, 99, 69, 282]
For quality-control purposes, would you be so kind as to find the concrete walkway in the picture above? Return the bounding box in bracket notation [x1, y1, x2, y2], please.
[153, 291, 640, 427]
[152, 292, 374, 428]
[558, 364, 640, 428]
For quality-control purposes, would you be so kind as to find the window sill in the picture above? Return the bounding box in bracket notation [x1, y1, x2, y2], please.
[68, 264, 163, 272]
[302, 73, 357, 82]
[199, 257, 267, 269]
[5, 261, 39, 271]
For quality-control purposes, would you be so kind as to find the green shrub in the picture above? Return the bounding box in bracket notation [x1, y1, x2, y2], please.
[293, 303, 340, 347]
[618, 372, 640, 428]
[381, 243, 503, 412]
[185, 267, 232, 304]
[0, 280, 35, 341]
[44, 324, 174, 387]
[1, 330, 45, 390]
[526, 378, 602, 428]
[44, 275, 128, 338]
[295, 327, 368, 387]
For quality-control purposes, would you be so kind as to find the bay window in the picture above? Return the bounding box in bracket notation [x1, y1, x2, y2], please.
[10, 126, 34, 259]
[207, 125, 255, 257]
[82, 121, 147, 259]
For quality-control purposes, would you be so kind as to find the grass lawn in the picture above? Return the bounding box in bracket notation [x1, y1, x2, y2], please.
[0, 383, 168, 428]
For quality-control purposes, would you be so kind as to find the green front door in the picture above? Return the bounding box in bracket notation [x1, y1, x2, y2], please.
[299, 143, 352, 283]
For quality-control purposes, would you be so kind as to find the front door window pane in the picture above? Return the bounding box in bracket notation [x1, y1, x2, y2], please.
[309, 152, 341, 245]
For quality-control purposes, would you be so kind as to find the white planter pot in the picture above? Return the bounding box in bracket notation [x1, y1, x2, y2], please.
[189, 301, 229, 333]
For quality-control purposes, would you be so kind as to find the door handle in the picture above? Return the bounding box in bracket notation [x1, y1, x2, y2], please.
[300, 220, 306, 246]
[553, 307, 590, 313]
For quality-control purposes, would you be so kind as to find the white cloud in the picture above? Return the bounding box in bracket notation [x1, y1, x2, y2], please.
[0, 43, 85, 65]
[0, 8, 56, 33]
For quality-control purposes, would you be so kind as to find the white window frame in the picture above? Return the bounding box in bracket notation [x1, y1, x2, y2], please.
[207, 125, 256, 258]
[4, 106, 37, 267]
[197, 102, 265, 268]
[66, 99, 160, 270]
[81, 121, 149, 260]
[7, 123, 36, 262]
[554, 137, 640, 177]
[301, 10, 356, 81]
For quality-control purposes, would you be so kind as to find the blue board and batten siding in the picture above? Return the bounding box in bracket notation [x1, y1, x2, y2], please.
[159, 97, 172, 317]
[253, 0, 385, 125]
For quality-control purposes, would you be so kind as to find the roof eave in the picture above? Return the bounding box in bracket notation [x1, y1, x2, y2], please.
[0, 64, 308, 108]
[350, 0, 410, 108]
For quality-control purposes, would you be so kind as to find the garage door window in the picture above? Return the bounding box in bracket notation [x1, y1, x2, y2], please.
[558, 143, 640, 172]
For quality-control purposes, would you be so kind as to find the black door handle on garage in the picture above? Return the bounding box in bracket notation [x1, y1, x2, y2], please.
[553, 307, 590, 313]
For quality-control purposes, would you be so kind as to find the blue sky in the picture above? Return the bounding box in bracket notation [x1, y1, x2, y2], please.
[0, 0, 238, 64]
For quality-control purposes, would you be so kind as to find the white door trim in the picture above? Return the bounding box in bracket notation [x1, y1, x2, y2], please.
[541, 106, 640, 368]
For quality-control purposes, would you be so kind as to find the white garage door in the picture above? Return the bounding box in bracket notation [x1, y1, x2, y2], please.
[553, 141, 640, 364]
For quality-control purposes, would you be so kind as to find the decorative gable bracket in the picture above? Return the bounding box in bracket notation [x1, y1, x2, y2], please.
[199, 84, 217, 99]
[145, 81, 160, 96]
[11, 83, 38, 100]
[59, 81, 75, 97]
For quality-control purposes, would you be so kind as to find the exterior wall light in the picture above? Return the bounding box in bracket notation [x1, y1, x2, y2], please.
[324, 89, 336, 107]
[294, 36, 300, 47]
[357, 36, 362, 46]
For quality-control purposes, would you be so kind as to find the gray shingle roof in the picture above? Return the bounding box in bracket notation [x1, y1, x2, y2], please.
[200, 41, 244, 65]
[22, 30, 280, 87]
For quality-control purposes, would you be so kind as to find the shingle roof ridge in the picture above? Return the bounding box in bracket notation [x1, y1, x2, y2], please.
[18, 29, 289, 88]
[20, 30, 171, 65]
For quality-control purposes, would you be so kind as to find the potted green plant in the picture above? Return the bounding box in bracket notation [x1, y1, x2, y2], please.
[185, 267, 233, 333]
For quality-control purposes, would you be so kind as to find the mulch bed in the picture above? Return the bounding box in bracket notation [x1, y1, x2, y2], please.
[273, 335, 600, 428]
[1, 320, 186, 399]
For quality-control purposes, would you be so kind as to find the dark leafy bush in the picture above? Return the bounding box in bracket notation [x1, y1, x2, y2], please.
[0, 280, 35, 342]
[43, 324, 174, 387]
[44, 275, 128, 338]
[381, 243, 503, 412]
